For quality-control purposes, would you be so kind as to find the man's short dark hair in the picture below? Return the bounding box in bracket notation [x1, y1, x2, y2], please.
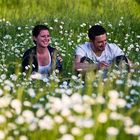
[32, 24, 49, 37]
[88, 25, 106, 40]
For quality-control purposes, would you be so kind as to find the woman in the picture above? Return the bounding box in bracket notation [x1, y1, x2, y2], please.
[22, 24, 62, 78]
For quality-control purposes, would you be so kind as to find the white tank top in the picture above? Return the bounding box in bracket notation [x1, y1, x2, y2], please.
[38, 53, 52, 74]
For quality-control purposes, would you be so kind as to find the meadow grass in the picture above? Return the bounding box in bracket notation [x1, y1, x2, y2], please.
[0, 0, 140, 140]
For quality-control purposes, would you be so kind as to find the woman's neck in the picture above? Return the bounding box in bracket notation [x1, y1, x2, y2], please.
[37, 46, 48, 54]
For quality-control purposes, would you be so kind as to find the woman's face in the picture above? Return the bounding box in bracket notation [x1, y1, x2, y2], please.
[33, 29, 50, 48]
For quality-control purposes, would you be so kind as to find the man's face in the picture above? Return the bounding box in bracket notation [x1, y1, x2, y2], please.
[92, 34, 107, 52]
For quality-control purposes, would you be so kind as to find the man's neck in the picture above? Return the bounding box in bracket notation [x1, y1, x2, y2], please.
[95, 51, 102, 57]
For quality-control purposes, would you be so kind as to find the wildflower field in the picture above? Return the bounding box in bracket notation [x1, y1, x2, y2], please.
[0, 0, 140, 140]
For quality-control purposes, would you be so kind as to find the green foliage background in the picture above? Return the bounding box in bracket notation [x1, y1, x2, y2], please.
[0, 0, 140, 24]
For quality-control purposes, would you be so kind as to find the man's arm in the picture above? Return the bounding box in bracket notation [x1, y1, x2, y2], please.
[113, 55, 133, 71]
[74, 55, 112, 72]
[127, 58, 133, 68]
[74, 55, 97, 72]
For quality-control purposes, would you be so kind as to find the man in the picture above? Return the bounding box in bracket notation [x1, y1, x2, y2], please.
[74, 25, 131, 76]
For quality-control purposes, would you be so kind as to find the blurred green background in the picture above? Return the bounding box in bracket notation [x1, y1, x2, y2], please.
[0, 0, 140, 25]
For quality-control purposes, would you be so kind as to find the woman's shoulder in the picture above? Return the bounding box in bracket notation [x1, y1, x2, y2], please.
[23, 46, 36, 57]
[48, 46, 61, 57]
[48, 45, 55, 53]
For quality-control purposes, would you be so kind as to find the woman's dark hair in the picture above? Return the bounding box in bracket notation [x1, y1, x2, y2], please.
[88, 25, 106, 40]
[32, 24, 49, 37]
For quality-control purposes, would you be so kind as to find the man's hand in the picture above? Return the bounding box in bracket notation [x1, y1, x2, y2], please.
[98, 61, 110, 70]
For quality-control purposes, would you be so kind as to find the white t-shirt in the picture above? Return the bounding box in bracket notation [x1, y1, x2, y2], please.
[75, 42, 124, 64]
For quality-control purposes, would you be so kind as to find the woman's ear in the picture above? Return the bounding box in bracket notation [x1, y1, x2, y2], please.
[47, 36, 51, 43]
[32, 36, 36, 42]
[32, 36, 37, 45]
